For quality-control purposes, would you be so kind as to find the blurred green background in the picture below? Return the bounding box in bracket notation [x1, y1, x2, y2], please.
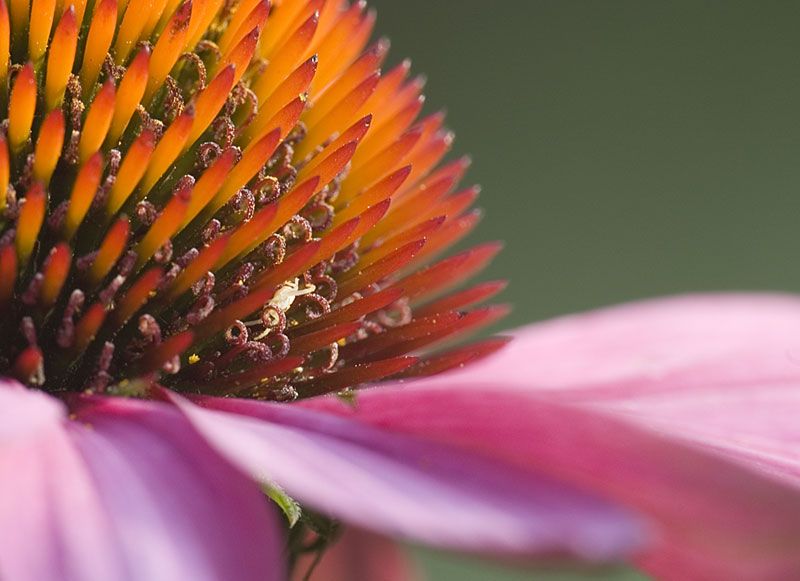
[366, 0, 800, 579]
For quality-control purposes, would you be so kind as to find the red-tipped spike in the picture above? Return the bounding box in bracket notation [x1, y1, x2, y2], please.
[88, 218, 130, 284]
[215, 204, 279, 268]
[253, 10, 318, 101]
[403, 128, 454, 186]
[395, 337, 512, 378]
[107, 129, 156, 216]
[207, 128, 281, 214]
[216, 0, 266, 53]
[135, 180, 192, 269]
[332, 165, 410, 225]
[218, 26, 259, 86]
[198, 356, 304, 396]
[357, 215, 445, 269]
[298, 140, 358, 193]
[338, 128, 422, 202]
[363, 305, 511, 362]
[64, 152, 104, 240]
[361, 172, 459, 246]
[107, 46, 150, 146]
[114, 267, 163, 325]
[0, 0, 8, 98]
[139, 109, 194, 194]
[80, 0, 117, 94]
[74, 303, 107, 352]
[0, 243, 17, 306]
[355, 96, 425, 164]
[144, 0, 191, 103]
[164, 233, 230, 300]
[394, 242, 503, 303]
[296, 356, 416, 398]
[296, 72, 379, 159]
[15, 182, 45, 265]
[342, 311, 463, 361]
[336, 239, 425, 299]
[32, 109, 65, 184]
[28, 0, 55, 62]
[415, 280, 508, 318]
[181, 146, 239, 227]
[424, 187, 481, 223]
[415, 208, 482, 261]
[39, 243, 71, 307]
[322, 199, 390, 260]
[8, 63, 36, 152]
[79, 80, 116, 163]
[13, 347, 44, 386]
[295, 114, 371, 181]
[306, 39, 388, 126]
[311, 0, 371, 91]
[288, 321, 361, 357]
[140, 330, 194, 374]
[248, 55, 317, 140]
[187, 65, 237, 146]
[291, 286, 404, 335]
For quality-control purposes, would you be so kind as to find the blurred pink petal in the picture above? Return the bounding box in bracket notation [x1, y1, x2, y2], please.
[0, 380, 283, 581]
[171, 390, 643, 561]
[420, 293, 800, 484]
[299, 293, 800, 579]
[291, 528, 423, 581]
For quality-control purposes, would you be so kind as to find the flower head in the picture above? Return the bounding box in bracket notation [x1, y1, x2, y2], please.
[9, 2, 798, 581]
[0, 1, 649, 579]
[0, 0, 507, 398]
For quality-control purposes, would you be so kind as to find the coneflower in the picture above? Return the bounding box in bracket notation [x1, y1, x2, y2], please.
[0, 1, 657, 580]
[0, 0, 508, 398]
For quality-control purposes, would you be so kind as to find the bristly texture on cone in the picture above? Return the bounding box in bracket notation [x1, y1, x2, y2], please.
[0, 0, 508, 400]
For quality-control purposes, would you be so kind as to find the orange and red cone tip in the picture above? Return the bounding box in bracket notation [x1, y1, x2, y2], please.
[0, 0, 506, 397]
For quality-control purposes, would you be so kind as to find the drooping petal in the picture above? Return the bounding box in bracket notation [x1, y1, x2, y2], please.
[168, 391, 643, 561]
[292, 528, 423, 581]
[0, 379, 283, 581]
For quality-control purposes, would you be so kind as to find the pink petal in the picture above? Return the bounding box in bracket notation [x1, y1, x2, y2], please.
[417, 293, 800, 485]
[0, 379, 283, 581]
[301, 385, 800, 579]
[291, 528, 423, 581]
[417, 292, 800, 395]
[169, 391, 643, 561]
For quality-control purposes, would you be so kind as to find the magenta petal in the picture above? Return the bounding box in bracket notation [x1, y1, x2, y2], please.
[170, 391, 643, 561]
[300, 382, 800, 578]
[421, 292, 800, 397]
[73, 397, 284, 581]
[0, 379, 283, 581]
[417, 293, 800, 486]
[0, 381, 123, 581]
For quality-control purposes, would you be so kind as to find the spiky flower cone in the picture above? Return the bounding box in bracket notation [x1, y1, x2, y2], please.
[0, 0, 507, 400]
